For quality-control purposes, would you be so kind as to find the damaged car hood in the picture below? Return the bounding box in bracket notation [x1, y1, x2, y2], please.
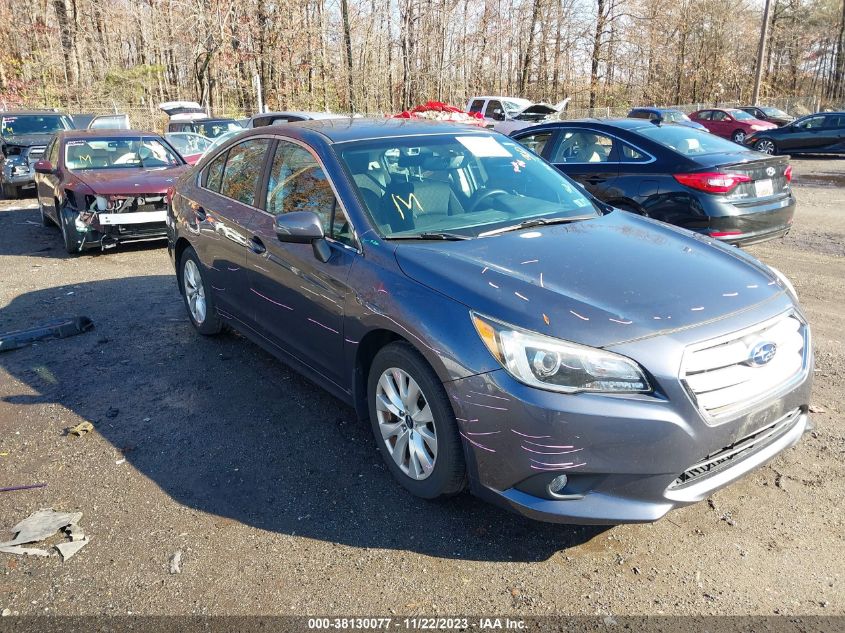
[394, 212, 785, 348]
[70, 167, 189, 195]
[2, 133, 54, 147]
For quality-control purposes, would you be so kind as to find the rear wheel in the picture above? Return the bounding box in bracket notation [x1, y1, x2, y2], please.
[731, 129, 747, 144]
[367, 342, 466, 499]
[754, 139, 777, 155]
[59, 205, 83, 254]
[179, 247, 222, 335]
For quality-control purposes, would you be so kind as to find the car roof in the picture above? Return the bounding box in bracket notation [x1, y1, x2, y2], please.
[515, 118, 656, 133]
[631, 107, 681, 113]
[0, 110, 71, 116]
[56, 129, 162, 141]
[237, 118, 493, 143]
[250, 111, 346, 121]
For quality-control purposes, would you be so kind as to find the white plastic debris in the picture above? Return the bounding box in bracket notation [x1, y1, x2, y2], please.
[0, 508, 89, 562]
[169, 550, 183, 574]
[55, 538, 90, 561]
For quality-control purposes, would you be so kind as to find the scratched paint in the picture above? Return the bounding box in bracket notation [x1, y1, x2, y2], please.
[307, 318, 340, 334]
[250, 288, 293, 310]
[511, 429, 552, 439]
[459, 432, 496, 453]
[570, 310, 589, 321]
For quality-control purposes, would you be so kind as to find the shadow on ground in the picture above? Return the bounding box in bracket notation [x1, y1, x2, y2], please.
[0, 275, 607, 562]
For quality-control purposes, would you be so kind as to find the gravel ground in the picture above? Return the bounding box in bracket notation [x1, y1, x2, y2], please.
[0, 158, 842, 617]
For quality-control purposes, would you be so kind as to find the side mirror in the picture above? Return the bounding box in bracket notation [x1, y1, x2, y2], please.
[492, 108, 505, 121]
[274, 210, 331, 262]
[34, 160, 54, 174]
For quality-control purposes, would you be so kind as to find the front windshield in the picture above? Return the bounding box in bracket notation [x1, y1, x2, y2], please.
[761, 107, 788, 117]
[166, 133, 212, 156]
[667, 110, 692, 122]
[1, 114, 73, 136]
[637, 125, 747, 156]
[194, 120, 242, 138]
[730, 110, 755, 121]
[200, 130, 241, 159]
[64, 137, 182, 170]
[338, 133, 599, 239]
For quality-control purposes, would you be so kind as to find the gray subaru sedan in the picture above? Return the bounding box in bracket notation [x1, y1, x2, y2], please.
[167, 119, 812, 524]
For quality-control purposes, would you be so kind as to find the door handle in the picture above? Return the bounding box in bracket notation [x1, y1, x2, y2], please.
[249, 236, 266, 254]
[194, 206, 207, 221]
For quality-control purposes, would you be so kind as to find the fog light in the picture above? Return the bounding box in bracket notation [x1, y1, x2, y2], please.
[547, 474, 568, 495]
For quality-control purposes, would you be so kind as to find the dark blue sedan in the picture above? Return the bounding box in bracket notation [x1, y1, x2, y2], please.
[167, 119, 812, 524]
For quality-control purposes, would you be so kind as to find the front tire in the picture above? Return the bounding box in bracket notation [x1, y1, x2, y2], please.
[39, 199, 55, 227]
[754, 139, 777, 155]
[367, 342, 466, 499]
[59, 205, 83, 254]
[731, 129, 747, 144]
[2, 183, 19, 199]
[179, 247, 222, 335]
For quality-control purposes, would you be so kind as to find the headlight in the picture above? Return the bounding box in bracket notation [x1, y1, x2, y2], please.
[750, 125, 765, 131]
[768, 266, 798, 300]
[471, 313, 651, 394]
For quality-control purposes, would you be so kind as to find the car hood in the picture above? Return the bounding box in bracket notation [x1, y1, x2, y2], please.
[394, 212, 785, 348]
[748, 118, 778, 129]
[70, 166, 189, 194]
[2, 133, 54, 147]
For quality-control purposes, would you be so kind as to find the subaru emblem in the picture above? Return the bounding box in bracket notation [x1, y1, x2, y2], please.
[766, 166, 776, 177]
[749, 341, 777, 366]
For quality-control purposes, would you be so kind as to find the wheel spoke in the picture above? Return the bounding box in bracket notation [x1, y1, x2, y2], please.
[404, 379, 421, 414]
[409, 444, 423, 478]
[417, 426, 437, 454]
[376, 393, 402, 418]
[412, 402, 433, 424]
[378, 374, 404, 414]
[379, 419, 403, 440]
[413, 435, 434, 475]
[392, 430, 409, 467]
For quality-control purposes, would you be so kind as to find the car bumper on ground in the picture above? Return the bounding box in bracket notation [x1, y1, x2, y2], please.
[445, 299, 813, 524]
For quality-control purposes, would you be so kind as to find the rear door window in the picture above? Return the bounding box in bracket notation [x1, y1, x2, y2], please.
[696, 111, 713, 121]
[620, 143, 649, 162]
[515, 131, 553, 157]
[551, 130, 615, 163]
[468, 100, 485, 114]
[218, 139, 270, 206]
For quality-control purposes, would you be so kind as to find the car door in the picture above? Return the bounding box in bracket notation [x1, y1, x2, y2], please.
[708, 110, 732, 138]
[484, 99, 505, 124]
[544, 127, 620, 197]
[782, 115, 827, 152]
[245, 137, 359, 386]
[821, 114, 845, 151]
[36, 137, 61, 219]
[189, 137, 271, 320]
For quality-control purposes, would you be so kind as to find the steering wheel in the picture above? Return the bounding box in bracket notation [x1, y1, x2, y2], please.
[467, 188, 509, 213]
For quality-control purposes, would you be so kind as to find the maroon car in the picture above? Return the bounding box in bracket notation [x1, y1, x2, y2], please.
[34, 130, 188, 253]
[689, 108, 777, 145]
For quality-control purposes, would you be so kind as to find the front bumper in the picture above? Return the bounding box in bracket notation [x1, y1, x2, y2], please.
[446, 297, 813, 524]
[2, 163, 36, 188]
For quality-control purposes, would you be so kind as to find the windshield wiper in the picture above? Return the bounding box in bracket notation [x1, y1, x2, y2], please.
[479, 215, 595, 237]
[385, 232, 471, 241]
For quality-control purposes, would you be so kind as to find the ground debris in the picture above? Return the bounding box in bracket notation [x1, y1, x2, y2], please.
[0, 316, 93, 353]
[0, 509, 89, 562]
[809, 404, 826, 413]
[169, 550, 183, 574]
[68, 421, 94, 437]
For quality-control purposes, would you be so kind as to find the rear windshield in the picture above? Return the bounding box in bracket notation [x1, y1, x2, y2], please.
[636, 125, 747, 156]
[761, 107, 788, 117]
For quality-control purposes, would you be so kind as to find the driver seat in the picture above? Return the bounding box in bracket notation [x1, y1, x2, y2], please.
[377, 181, 465, 232]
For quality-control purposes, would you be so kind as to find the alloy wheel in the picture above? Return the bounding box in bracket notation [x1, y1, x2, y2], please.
[183, 259, 207, 325]
[732, 131, 746, 144]
[375, 367, 438, 480]
[755, 140, 775, 154]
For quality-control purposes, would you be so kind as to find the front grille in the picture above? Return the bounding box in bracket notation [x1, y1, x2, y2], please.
[682, 312, 807, 419]
[669, 407, 801, 488]
[26, 146, 46, 163]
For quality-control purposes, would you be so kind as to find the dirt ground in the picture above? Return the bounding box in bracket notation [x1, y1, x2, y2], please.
[0, 158, 842, 617]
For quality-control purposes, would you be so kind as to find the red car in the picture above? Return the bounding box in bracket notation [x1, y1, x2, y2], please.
[689, 108, 777, 144]
[34, 130, 188, 253]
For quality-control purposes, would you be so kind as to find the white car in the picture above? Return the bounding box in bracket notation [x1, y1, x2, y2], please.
[465, 96, 568, 134]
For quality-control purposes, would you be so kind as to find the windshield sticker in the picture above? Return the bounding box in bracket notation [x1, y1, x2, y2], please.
[66, 141, 86, 146]
[456, 136, 511, 158]
[511, 160, 526, 173]
[512, 146, 534, 161]
[573, 197, 590, 207]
